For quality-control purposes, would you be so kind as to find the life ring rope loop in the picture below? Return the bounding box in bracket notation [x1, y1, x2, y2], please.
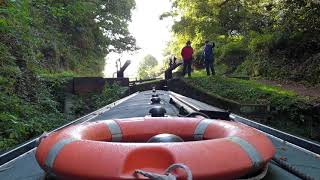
[135, 163, 193, 180]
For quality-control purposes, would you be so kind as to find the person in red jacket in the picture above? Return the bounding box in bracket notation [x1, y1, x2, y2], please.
[181, 40, 194, 77]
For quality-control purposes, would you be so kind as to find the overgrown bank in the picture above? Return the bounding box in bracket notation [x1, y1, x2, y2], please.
[164, 0, 320, 140]
[0, 77, 124, 152]
[180, 71, 319, 141]
[70, 84, 127, 118]
[0, 1, 135, 151]
[165, 0, 320, 85]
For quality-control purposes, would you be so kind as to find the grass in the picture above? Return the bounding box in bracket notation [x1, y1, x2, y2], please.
[183, 70, 317, 140]
[38, 71, 77, 79]
[185, 70, 304, 106]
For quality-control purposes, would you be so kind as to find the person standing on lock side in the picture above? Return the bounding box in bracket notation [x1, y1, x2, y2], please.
[203, 40, 215, 76]
[181, 40, 194, 77]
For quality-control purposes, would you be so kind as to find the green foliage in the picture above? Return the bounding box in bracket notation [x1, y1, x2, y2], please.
[213, 37, 249, 74]
[186, 70, 313, 124]
[192, 49, 206, 69]
[165, 0, 320, 84]
[137, 55, 160, 79]
[0, 77, 125, 151]
[234, 58, 258, 76]
[187, 70, 298, 105]
[215, 63, 229, 75]
[184, 70, 316, 139]
[0, 80, 66, 151]
[1, 0, 136, 76]
[71, 84, 124, 117]
[0, 0, 135, 151]
[216, 37, 245, 58]
[248, 32, 274, 52]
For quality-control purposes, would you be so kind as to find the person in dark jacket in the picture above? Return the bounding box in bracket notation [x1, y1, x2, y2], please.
[181, 40, 194, 77]
[203, 40, 215, 76]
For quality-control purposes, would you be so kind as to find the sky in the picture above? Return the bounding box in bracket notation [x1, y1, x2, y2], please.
[103, 0, 173, 79]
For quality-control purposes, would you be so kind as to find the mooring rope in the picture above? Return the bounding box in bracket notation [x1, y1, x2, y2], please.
[135, 163, 192, 180]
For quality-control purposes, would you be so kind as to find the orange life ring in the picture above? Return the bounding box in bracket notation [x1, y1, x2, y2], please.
[35, 117, 275, 180]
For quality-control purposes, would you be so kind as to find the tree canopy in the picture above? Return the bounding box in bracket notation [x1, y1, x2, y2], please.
[164, 0, 320, 84]
[137, 54, 159, 79]
[0, 0, 136, 150]
[0, 0, 136, 76]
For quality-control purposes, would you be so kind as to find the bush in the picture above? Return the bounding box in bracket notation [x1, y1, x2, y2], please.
[0, 76, 67, 151]
[215, 37, 249, 74]
[0, 79, 125, 152]
[216, 37, 248, 60]
[71, 83, 124, 117]
[192, 49, 205, 69]
[215, 63, 229, 75]
[248, 32, 274, 52]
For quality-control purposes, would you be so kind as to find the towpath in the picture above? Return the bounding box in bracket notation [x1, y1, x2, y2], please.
[258, 79, 320, 101]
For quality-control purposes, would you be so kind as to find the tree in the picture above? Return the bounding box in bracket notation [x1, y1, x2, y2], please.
[0, 0, 137, 76]
[163, 0, 320, 83]
[137, 55, 159, 79]
[0, 0, 138, 150]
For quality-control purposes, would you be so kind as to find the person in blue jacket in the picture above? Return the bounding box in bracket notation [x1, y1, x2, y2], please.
[203, 40, 215, 76]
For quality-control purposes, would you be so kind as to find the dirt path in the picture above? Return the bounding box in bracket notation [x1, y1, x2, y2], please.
[258, 79, 320, 100]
